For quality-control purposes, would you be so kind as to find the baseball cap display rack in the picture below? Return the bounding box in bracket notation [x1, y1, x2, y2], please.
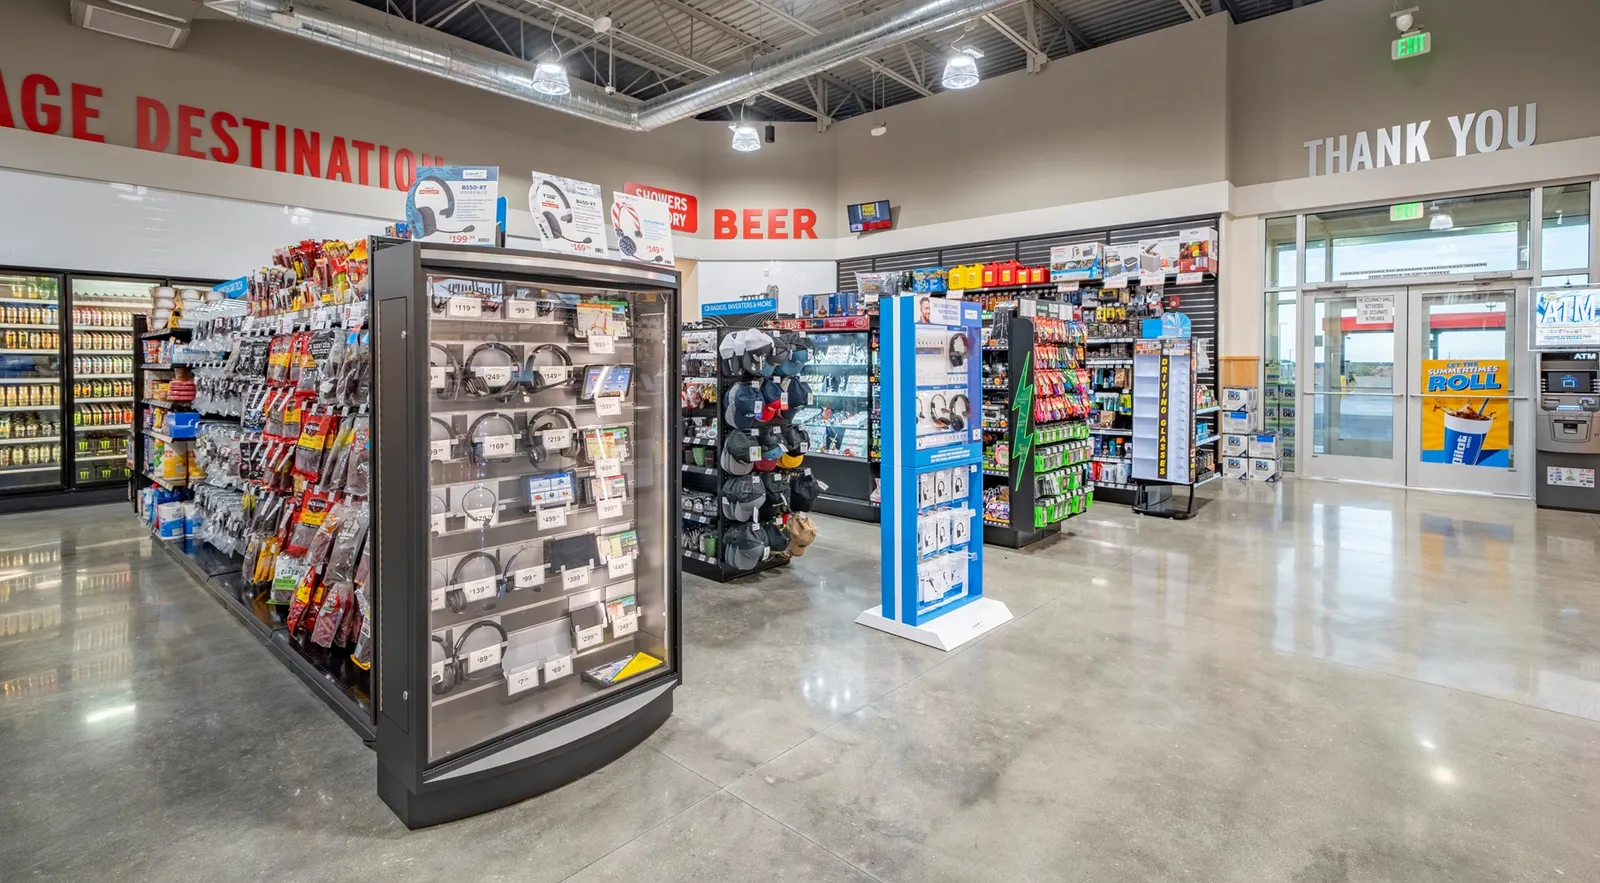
[979, 293, 1094, 549]
[773, 313, 881, 523]
[679, 322, 817, 583]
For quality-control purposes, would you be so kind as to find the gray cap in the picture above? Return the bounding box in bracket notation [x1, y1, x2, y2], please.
[720, 474, 765, 522]
[721, 522, 768, 571]
[720, 429, 759, 476]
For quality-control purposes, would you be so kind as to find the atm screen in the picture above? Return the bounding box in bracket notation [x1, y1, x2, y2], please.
[1544, 370, 1593, 393]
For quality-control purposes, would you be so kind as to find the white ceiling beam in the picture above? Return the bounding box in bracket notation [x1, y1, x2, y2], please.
[739, 0, 934, 97]
[1024, 0, 1090, 53]
[982, 11, 1046, 72]
[1176, 0, 1207, 21]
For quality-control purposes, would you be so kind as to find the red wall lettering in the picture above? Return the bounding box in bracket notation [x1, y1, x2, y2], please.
[176, 105, 205, 159]
[136, 97, 168, 152]
[70, 84, 102, 142]
[293, 128, 320, 178]
[325, 136, 351, 184]
[210, 112, 238, 164]
[624, 182, 699, 233]
[352, 140, 375, 186]
[393, 148, 416, 192]
[0, 72, 13, 129]
[22, 74, 60, 135]
[242, 118, 268, 169]
[713, 206, 820, 240]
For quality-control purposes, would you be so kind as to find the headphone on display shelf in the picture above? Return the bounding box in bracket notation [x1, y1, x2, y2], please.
[430, 620, 511, 695]
[948, 331, 969, 368]
[430, 343, 462, 398]
[947, 394, 970, 432]
[464, 412, 520, 464]
[430, 417, 457, 462]
[445, 550, 505, 614]
[413, 175, 477, 238]
[462, 342, 521, 397]
[520, 344, 575, 396]
[524, 407, 582, 466]
[928, 393, 950, 427]
[534, 180, 594, 246]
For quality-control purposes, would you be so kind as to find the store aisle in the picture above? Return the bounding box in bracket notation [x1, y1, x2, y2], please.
[4, 483, 1600, 882]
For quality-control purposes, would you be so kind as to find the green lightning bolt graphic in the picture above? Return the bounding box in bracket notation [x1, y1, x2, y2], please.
[1012, 351, 1035, 493]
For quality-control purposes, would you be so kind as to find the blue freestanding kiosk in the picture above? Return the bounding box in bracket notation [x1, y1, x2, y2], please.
[856, 294, 1013, 650]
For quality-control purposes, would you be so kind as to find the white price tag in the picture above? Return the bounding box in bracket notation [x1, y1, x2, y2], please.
[479, 434, 516, 459]
[537, 366, 569, 386]
[476, 365, 511, 387]
[346, 302, 368, 325]
[447, 296, 482, 318]
[612, 611, 638, 636]
[432, 659, 446, 682]
[1104, 275, 1129, 290]
[594, 456, 622, 478]
[508, 300, 539, 321]
[537, 507, 567, 530]
[1139, 272, 1166, 289]
[464, 505, 497, 527]
[507, 667, 540, 695]
[545, 655, 574, 680]
[575, 627, 604, 649]
[430, 513, 446, 534]
[1056, 281, 1080, 293]
[542, 428, 572, 450]
[597, 498, 625, 521]
[513, 564, 547, 589]
[431, 588, 447, 611]
[608, 556, 635, 578]
[459, 576, 498, 602]
[1177, 272, 1204, 286]
[465, 642, 502, 672]
[595, 396, 622, 417]
[562, 566, 591, 590]
[588, 333, 615, 354]
[429, 366, 448, 389]
[429, 439, 453, 461]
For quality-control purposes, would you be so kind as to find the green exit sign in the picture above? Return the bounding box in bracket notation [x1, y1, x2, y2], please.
[1392, 31, 1431, 60]
[1391, 202, 1425, 222]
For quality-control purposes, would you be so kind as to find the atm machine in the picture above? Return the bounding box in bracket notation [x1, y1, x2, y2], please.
[1535, 352, 1600, 510]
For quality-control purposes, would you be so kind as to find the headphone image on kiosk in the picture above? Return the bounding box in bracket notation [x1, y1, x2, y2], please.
[612, 200, 669, 264]
[533, 180, 593, 246]
[410, 174, 477, 238]
[947, 393, 970, 432]
[948, 331, 969, 367]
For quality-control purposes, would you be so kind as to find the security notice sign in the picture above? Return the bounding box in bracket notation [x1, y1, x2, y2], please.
[1357, 294, 1394, 324]
[610, 192, 675, 266]
[405, 166, 499, 246]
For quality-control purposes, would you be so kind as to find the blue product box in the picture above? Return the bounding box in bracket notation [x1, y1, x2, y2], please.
[165, 411, 202, 438]
[800, 294, 814, 317]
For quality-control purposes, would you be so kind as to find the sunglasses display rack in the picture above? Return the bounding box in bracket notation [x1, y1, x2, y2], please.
[678, 322, 822, 583]
[131, 237, 380, 742]
[773, 313, 881, 523]
[1130, 335, 1219, 520]
[978, 296, 1093, 549]
[373, 242, 679, 828]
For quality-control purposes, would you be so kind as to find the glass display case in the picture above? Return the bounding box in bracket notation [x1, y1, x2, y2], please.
[795, 329, 872, 460]
[67, 277, 142, 488]
[0, 272, 65, 492]
[373, 242, 679, 828]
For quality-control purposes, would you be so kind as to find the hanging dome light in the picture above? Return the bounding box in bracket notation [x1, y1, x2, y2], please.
[532, 61, 571, 96]
[731, 124, 762, 152]
[941, 48, 981, 90]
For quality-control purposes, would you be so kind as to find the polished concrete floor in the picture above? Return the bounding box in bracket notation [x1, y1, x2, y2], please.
[4, 480, 1600, 882]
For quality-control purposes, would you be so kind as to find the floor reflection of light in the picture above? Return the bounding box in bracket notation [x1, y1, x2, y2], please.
[1432, 766, 1457, 786]
[1419, 737, 1436, 750]
[84, 703, 136, 724]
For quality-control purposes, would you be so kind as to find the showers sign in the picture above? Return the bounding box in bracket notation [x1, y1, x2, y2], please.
[1302, 103, 1537, 177]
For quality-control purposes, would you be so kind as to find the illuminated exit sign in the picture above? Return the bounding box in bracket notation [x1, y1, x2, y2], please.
[1391, 202, 1425, 222]
[1392, 31, 1431, 60]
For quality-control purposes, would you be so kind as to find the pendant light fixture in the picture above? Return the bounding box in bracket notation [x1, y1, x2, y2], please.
[730, 102, 761, 152]
[941, 26, 983, 91]
[532, 60, 571, 96]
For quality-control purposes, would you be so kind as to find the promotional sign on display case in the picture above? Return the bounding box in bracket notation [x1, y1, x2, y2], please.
[529, 172, 607, 257]
[405, 166, 499, 246]
[610, 192, 676, 266]
[857, 294, 1011, 651]
[1532, 286, 1600, 349]
[1419, 359, 1511, 468]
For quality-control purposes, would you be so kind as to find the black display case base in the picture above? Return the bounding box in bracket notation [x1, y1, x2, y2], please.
[682, 551, 791, 583]
[1131, 476, 1214, 520]
[155, 533, 377, 743]
[379, 683, 675, 829]
[981, 522, 1059, 549]
[812, 491, 880, 522]
[0, 484, 125, 515]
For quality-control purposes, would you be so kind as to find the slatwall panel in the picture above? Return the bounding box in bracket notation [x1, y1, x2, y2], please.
[837, 257, 873, 292]
[1018, 232, 1108, 267]
[939, 241, 1020, 267]
[869, 250, 943, 276]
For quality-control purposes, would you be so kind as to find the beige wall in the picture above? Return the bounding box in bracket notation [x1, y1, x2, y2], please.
[1228, 0, 1600, 187]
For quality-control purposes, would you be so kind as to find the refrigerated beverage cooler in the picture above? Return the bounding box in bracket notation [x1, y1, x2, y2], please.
[0, 270, 212, 511]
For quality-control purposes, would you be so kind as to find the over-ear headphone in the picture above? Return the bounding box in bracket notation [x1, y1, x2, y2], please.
[465, 411, 519, 464]
[430, 620, 510, 695]
[445, 550, 504, 614]
[463, 342, 520, 397]
[521, 344, 574, 396]
[413, 174, 477, 238]
[430, 635, 456, 695]
[948, 394, 970, 432]
[430, 417, 457, 461]
[929, 393, 951, 428]
[948, 332, 968, 368]
[525, 407, 581, 466]
[430, 343, 461, 398]
[502, 545, 542, 592]
[534, 180, 593, 246]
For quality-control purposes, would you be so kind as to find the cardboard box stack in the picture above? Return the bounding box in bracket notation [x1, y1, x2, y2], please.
[1219, 387, 1279, 480]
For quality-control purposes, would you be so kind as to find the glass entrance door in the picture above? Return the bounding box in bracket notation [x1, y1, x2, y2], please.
[1298, 289, 1407, 484]
[1405, 285, 1531, 496]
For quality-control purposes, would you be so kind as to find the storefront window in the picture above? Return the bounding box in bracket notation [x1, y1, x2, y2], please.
[1265, 216, 1297, 288]
[1541, 182, 1590, 273]
[1305, 190, 1531, 283]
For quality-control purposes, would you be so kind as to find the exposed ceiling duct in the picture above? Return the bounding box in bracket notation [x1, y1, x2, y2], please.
[204, 0, 1020, 131]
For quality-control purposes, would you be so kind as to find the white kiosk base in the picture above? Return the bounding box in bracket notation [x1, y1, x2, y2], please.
[856, 598, 1014, 652]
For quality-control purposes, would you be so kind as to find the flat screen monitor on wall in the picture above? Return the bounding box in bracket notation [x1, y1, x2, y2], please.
[1531, 286, 1600, 350]
[848, 200, 893, 233]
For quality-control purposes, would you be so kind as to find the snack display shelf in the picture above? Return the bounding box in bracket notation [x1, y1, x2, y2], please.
[0, 436, 60, 445]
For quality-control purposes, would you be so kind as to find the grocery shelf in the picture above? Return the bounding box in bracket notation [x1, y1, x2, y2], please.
[0, 404, 59, 412]
[77, 453, 128, 462]
[76, 397, 132, 404]
[76, 423, 131, 432]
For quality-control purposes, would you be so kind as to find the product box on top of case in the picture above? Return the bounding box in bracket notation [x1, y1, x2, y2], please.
[1138, 238, 1179, 275]
[1222, 434, 1249, 457]
[1220, 410, 1256, 434]
[1179, 228, 1219, 274]
[1223, 456, 1248, 479]
[1248, 433, 1281, 459]
[1221, 387, 1255, 410]
[1249, 457, 1281, 481]
[1049, 243, 1103, 282]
